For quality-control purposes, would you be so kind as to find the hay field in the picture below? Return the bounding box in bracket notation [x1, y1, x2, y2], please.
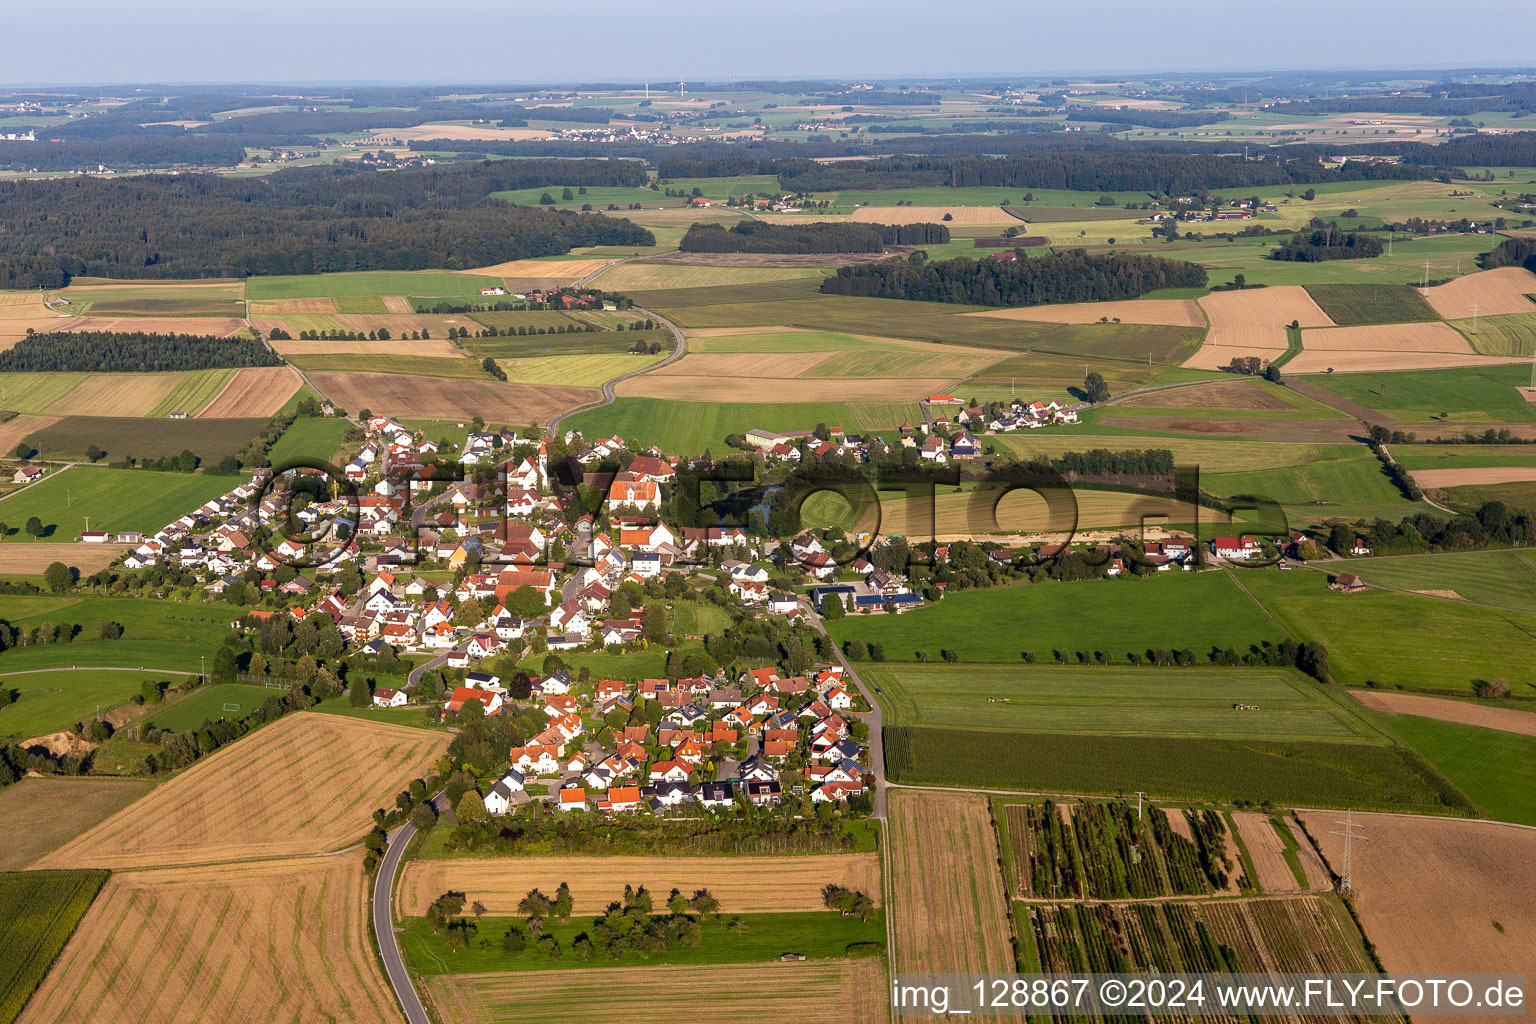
[964, 297, 1204, 328]
[1423, 266, 1536, 319]
[249, 297, 337, 315]
[423, 961, 886, 1024]
[43, 374, 184, 417]
[464, 258, 614, 280]
[399, 853, 880, 918]
[616, 373, 957, 402]
[0, 777, 154, 871]
[592, 263, 824, 290]
[310, 371, 598, 421]
[56, 316, 247, 336]
[1284, 349, 1523, 373]
[1185, 285, 1335, 369]
[651, 352, 835, 377]
[1350, 690, 1536, 738]
[33, 714, 447, 868]
[385, 123, 552, 142]
[1410, 466, 1536, 488]
[0, 542, 128, 575]
[888, 790, 1012, 975]
[0, 291, 76, 349]
[18, 854, 398, 1024]
[1300, 812, 1535, 976]
[500, 352, 666, 387]
[195, 366, 302, 418]
[268, 336, 461, 357]
[381, 295, 413, 313]
[848, 205, 1016, 225]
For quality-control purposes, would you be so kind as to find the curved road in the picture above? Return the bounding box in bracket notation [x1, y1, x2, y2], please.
[372, 794, 449, 1024]
[545, 306, 687, 439]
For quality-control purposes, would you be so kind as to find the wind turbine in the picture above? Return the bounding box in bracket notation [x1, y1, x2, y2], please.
[678, 80, 686, 99]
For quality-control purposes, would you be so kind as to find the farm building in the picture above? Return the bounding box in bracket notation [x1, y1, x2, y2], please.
[1330, 572, 1368, 594]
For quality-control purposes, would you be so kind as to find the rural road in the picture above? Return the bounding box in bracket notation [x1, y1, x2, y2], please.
[0, 665, 196, 676]
[545, 306, 686, 438]
[371, 792, 449, 1024]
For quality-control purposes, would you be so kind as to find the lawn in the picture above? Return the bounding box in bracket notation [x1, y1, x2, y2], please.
[1303, 284, 1442, 326]
[0, 869, 110, 1024]
[1382, 714, 1536, 826]
[859, 663, 1379, 742]
[246, 271, 505, 300]
[1240, 570, 1536, 693]
[563, 398, 921, 455]
[1303, 363, 1536, 422]
[0, 669, 172, 739]
[1332, 549, 1536, 611]
[399, 910, 885, 975]
[668, 602, 732, 636]
[139, 683, 285, 733]
[0, 467, 236, 543]
[828, 572, 1278, 663]
[311, 696, 441, 730]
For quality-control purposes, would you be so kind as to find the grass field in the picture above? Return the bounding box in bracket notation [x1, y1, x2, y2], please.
[246, 270, 505, 300]
[564, 397, 921, 455]
[1303, 363, 1536, 422]
[884, 727, 1469, 812]
[139, 683, 287, 733]
[1454, 312, 1536, 356]
[668, 602, 733, 635]
[0, 467, 235, 543]
[1171, 233, 1494, 289]
[24, 416, 266, 463]
[0, 594, 245, 675]
[1303, 284, 1443, 326]
[861, 664, 1378, 741]
[1330, 549, 1536, 610]
[829, 572, 1277, 663]
[0, 869, 109, 1024]
[0, 374, 90, 414]
[0, 669, 175, 739]
[1381, 714, 1536, 826]
[992, 434, 1333, 474]
[1241, 570, 1536, 693]
[268, 415, 352, 467]
[0, 779, 154, 871]
[1202, 445, 1415, 520]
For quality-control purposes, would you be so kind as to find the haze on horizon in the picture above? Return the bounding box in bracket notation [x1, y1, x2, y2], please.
[4, 0, 1532, 87]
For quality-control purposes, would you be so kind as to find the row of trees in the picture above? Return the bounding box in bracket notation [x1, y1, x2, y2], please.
[0, 331, 279, 373]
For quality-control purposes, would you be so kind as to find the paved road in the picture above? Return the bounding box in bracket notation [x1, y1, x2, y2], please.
[545, 306, 687, 438]
[407, 646, 461, 688]
[801, 599, 887, 820]
[371, 793, 449, 1024]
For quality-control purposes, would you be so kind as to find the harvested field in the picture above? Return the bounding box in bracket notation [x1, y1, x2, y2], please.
[636, 250, 898, 268]
[248, 297, 337, 315]
[0, 542, 128, 575]
[18, 854, 397, 1024]
[0, 777, 154, 870]
[1302, 322, 1478, 352]
[1423, 266, 1536, 320]
[310, 371, 598, 421]
[592, 264, 824, 291]
[268, 336, 461, 357]
[381, 295, 413, 313]
[195, 366, 302, 418]
[1232, 812, 1320, 895]
[1185, 285, 1335, 369]
[462, 258, 613, 280]
[0, 415, 59, 455]
[616, 374, 959, 402]
[964, 298, 1204, 328]
[1115, 378, 1301, 411]
[422, 961, 886, 1024]
[655, 352, 834, 377]
[0, 291, 76, 350]
[32, 714, 447, 868]
[1284, 349, 1523, 373]
[848, 205, 1016, 225]
[1409, 466, 1536, 488]
[1300, 812, 1536, 976]
[56, 316, 247, 336]
[43, 374, 182, 417]
[888, 790, 1012, 975]
[334, 313, 481, 335]
[398, 853, 880, 918]
[384, 123, 551, 142]
[1350, 690, 1536, 737]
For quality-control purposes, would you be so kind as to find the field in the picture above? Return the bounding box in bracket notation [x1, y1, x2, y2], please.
[1455, 311, 1536, 356]
[57, 316, 248, 337]
[1303, 283, 1442, 326]
[0, 869, 109, 1024]
[592, 264, 825, 290]
[308, 372, 598, 422]
[146, 368, 237, 417]
[847, 205, 1017, 225]
[887, 790, 1013, 975]
[1411, 466, 1536, 488]
[1241, 570, 1536, 693]
[1302, 363, 1536, 422]
[139, 683, 291, 733]
[1300, 812, 1535, 975]
[861, 664, 1378, 742]
[398, 854, 880, 917]
[963, 297, 1204, 328]
[1376, 714, 1536, 826]
[422, 961, 887, 1024]
[463, 258, 615, 280]
[268, 415, 352, 467]
[1332, 549, 1536, 610]
[41, 374, 190, 418]
[0, 374, 91, 414]
[270, 335, 462, 357]
[78, 298, 246, 318]
[1297, 321, 1478, 354]
[1202, 446, 1413, 520]
[24, 416, 266, 463]
[1231, 812, 1330, 894]
[1183, 285, 1334, 369]
[17, 855, 398, 1024]
[245, 270, 505, 300]
[563, 397, 921, 454]
[828, 572, 1276, 663]
[499, 352, 666, 387]
[617, 372, 956, 403]
[0, 778, 154, 871]
[33, 713, 447, 868]
[0, 542, 128, 576]
[195, 366, 302, 417]
[1352, 689, 1536, 736]
[1390, 443, 1536, 471]
[285, 354, 488, 378]
[0, 467, 236, 543]
[0, 292, 77, 349]
[1422, 266, 1536, 319]
[0, 669, 175, 739]
[0, 595, 239, 675]
[995, 432, 1330, 472]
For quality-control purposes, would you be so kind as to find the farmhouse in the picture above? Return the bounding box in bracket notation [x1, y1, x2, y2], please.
[1211, 536, 1260, 560]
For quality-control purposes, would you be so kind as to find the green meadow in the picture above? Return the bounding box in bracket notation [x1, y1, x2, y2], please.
[1332, 549, 1536, 612]
[0, 468, 235, 542]
[1304, 364, 1536, 422]
[563, 397, 921, 455]
[1381, 713, 1536, 826]
[0, 669, 171, 738]
[246, 270, 504, 300]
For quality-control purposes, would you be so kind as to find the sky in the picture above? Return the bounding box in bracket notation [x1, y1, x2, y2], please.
[4, 0, 1532, 85]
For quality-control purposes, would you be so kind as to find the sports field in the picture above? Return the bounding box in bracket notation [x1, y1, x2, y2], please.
[0, 467, 235, 543]
[139, 683, 288, 733]
[861, 664, 1378, 741]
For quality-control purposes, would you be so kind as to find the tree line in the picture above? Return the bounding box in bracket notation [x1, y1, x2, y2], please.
[0, 331, 280, 373]
[678, 219, 949, 254]
[821, 250, 1207, 306]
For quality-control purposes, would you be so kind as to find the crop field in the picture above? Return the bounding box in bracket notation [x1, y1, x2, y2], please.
[1422, 266, 1536, 319]
[884, 727, 1470, 811]
[1378, 714, 1536, 826]
[1112, 378, 1343, 417]
[43, 372, 227, 419]
[888, 790, 1013, 975]
[330, 295, 387, 313]
[0, 779, 154, 871]
[0, 467, 235, 543]
[993, 433, 1330, 473]
[0, 869, 109, 1024]
[144, 368, 237, 417]
[246, 270, 505, 300]
[564, 397, 921, 454]
[1352, 689, 1536, 736]
[860, 664, 1377, 742]
[25, 415, 264, 463]
[33, 714, 447, 868]
[1333, 549, 1536, 610]
[1299, 321, 1476, 354]
[1300, 812, 1535, 975]
[829, 572, 1276, 663]
[1454, 311, 1536, 357]
[1240, 570, 1536, 693]
[1303, 362, 1536, 422]
[0, 669, 174, 739]
[1231, 812, 1330, 894]
[267, 415, 355, 467]
[1171, 233, 1492, 289]
[308, 372, 598, 422]
[495, 352, 663, 387]
[1184, 285, 1334, 370]
[594, 264, 824, 291]
[1005, 800, 1237, 898]
[285, 353, 487, 378]
[0, 374, 90, 414]
[422, 961, 887, 1024]
[57, 315, 248, 337]
[398, 854, 880, 917]
[1412, 466, 1536, 488]
[1302, 283, 1441, 326]
[80, 297, 247, 318]
[463, 258, 616, 280]
[0, 542, 127, 576]
[195, 366, 302, 418]
[17, 855, 397, 1024]
[0, 292, 79, 349]
[685, 327, 877, 352]
[848, 205, 1017, 225]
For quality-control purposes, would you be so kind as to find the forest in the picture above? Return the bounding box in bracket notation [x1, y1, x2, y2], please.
[678, 220, 948, 253]
[0, 332, 282, 373]
[821, 250, 1207, 306]
[1268, 222, 1384, 262]
[0, 159, 653, 287]
[1484, 235, 1536, 272]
